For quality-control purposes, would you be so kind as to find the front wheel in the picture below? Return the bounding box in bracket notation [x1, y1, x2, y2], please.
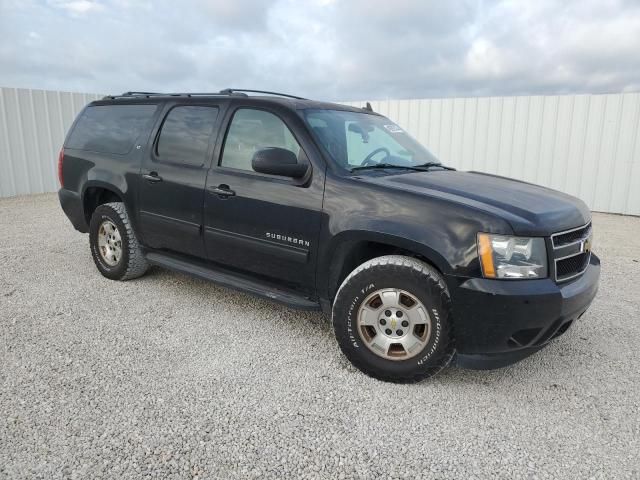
[332, 255, 454, 383]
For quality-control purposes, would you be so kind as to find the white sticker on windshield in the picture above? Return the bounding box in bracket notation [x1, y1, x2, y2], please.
[384, 124, 403, 133]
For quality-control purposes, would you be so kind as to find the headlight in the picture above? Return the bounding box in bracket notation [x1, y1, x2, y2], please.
[477, 233, 548, 279]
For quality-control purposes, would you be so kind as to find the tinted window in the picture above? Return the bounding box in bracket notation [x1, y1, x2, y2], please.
[156, 106, 219, 167]
[66, 104, 157, 155]
[220, 109, 301, 171]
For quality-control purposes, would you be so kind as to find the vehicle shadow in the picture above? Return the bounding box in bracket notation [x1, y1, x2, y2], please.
[136, 266, 593, 389]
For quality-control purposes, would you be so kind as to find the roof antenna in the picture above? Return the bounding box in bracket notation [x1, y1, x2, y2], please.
[364, 102, 373, 112]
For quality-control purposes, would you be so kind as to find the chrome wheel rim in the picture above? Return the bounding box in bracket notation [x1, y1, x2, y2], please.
[97, 220, 122, 267]
[357, 288, 432, 360]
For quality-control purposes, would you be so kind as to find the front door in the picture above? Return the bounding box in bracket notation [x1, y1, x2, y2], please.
[138, 104, 221, 257]
[203, 106, 325, 295]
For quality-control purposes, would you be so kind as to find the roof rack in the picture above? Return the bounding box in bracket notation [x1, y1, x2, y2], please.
[121, 91, 160, 96]
[102, 91, 242, 100]
[102, 89, 305, 100]
[219, 88, 307, 100]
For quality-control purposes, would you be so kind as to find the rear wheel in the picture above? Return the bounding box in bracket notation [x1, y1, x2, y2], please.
[332, 255, 454, 383]
[89, 202, 148, 280]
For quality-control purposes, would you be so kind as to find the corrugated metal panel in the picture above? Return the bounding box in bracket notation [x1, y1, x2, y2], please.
[0, 87, 103, 197]
[344, 93, 640, 215]
[1, 89, 638, 215]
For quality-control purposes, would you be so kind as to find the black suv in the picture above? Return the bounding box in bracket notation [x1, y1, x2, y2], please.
[58, 89, 600, 382]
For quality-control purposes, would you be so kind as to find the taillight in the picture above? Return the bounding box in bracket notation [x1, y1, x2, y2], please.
[57, 148, 64, 188]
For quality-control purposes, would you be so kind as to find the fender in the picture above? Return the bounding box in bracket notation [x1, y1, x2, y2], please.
[320, 229, 452, 302]
[316, 171, 517, 302]
[80, 178, 128, 228]
[329, 229, 451, 273]
[84, 170, 128, 199]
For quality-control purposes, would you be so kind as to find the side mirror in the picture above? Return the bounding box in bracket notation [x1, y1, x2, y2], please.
[252, 147, 308, 178]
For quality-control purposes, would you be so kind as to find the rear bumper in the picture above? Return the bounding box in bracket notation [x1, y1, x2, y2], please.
[448, 253, 600, 367]
[58, 189, 88, 233]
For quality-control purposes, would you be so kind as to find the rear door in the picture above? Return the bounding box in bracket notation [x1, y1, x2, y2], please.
[203, 105, 325, 295]
[138, 103, 223, 257]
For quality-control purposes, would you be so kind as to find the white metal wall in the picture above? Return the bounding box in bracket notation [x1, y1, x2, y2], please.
[1, 88, 638, 215]
[0, 87, 103, 197]
[344, 93, 640, 216]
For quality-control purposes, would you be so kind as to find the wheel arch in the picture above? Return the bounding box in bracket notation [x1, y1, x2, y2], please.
[82, 182, 125, 226]
[323, 231, 451, 303]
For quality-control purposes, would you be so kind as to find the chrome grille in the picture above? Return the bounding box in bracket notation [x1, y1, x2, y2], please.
[551, 223, 592, 282]
[556, 252, 590, 278]
[552, 223, 592, 248]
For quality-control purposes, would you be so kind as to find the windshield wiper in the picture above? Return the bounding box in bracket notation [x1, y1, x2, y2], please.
[412, 162, 455, 171]
[351, 162, 455, 173]
[350, 163, 424, 172]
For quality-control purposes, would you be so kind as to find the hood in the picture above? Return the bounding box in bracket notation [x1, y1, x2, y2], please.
[358, 170, 591, 236]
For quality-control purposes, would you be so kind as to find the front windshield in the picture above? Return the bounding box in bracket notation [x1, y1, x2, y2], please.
[303, 109, 441, 171]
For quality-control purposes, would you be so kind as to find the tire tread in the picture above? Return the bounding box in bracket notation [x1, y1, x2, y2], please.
[333, 255, 455, 383]
[97, 202, 148, 280]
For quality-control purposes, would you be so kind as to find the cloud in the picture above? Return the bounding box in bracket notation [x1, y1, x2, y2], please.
[465, 38, 511, 78]
[0, 0, 639, 100]
[47, 0, 104, 15]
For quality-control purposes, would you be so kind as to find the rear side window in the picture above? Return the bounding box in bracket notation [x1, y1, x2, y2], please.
[156, 106, 219, 167]
[66, 104, 157, 155]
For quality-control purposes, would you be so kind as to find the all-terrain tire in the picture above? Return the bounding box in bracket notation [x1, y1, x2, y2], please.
[332, 255, 455, 383]
[89, 202, 148, 281]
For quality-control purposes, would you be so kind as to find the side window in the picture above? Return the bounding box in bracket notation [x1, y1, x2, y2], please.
[220, 109, 301, 171]
[156, 106, 219, 167]
[66, 104, 157, 155]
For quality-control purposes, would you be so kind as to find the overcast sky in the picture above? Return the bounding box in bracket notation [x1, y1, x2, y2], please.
[1, 0, 639, 101]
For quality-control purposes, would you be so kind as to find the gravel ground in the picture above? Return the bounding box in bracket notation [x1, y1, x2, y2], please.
[1, 193, 639, 479]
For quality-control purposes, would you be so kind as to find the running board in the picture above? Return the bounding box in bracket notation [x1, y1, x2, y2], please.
[145, 252, 321, 311]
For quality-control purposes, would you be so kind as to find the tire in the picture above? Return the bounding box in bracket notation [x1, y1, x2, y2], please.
[89, 202, 148, 281]
[332, 255, 454, 383]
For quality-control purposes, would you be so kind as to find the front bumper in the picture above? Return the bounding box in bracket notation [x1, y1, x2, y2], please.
[448, 253, 600, 368]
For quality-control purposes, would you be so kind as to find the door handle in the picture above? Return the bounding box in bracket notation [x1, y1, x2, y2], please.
[210, 184, 236, 197]
[143, 172, 162, 183]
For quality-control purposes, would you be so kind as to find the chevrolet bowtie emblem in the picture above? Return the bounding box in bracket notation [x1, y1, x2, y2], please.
[390, 318, 397, 329]
[581, 235, 593, 253]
